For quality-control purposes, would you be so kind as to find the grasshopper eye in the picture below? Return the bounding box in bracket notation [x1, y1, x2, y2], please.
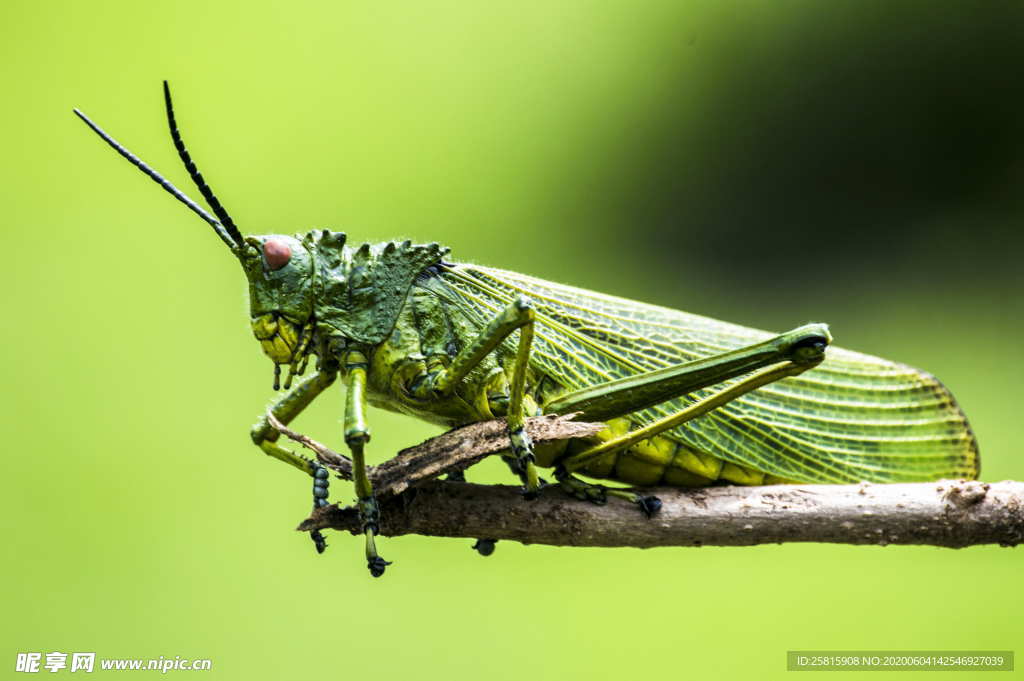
[263, 239, 291, 270]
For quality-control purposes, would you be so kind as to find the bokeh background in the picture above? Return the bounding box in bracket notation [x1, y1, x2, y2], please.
[3, 1, 1022, 678]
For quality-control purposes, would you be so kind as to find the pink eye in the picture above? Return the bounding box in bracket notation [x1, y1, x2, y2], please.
[263, 239, 291, 270]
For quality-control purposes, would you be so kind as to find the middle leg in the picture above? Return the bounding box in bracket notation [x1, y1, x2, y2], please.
[342, 349, 391, 578]
[411, 296, 542, 496]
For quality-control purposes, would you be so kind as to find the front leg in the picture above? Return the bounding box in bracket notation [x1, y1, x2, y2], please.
[343, 349, 391, 577]
[251, 369, 338, 553]
[251, 369, 338, 475]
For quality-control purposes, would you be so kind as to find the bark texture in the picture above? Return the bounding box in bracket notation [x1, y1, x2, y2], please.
[267, 411, 602, 497]
[299, 479, 1023, 548]
[270, 413, 1023, 549]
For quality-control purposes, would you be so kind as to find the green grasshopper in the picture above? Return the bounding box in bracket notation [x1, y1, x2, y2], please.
[75, 83, 979, 577]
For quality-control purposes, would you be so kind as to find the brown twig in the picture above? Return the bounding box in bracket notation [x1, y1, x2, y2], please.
[268, 413, 1023, 550]
[298, 479, 1023, 549]
[266, 411, 603, 497]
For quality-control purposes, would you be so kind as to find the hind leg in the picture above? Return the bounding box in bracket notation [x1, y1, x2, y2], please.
[554, 467, 662, 518]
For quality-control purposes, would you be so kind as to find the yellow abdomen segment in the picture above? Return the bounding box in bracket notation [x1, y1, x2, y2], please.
[535, 418, 790, 487]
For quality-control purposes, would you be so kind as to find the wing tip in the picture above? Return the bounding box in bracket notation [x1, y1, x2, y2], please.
[912, 367, 981, 480]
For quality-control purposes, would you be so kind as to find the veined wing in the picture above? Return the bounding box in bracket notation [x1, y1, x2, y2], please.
[438, 264, 979, 484]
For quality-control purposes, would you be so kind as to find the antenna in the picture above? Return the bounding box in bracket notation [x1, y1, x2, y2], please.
[73, 107, 240, 251]
[162, 81, 245, 247]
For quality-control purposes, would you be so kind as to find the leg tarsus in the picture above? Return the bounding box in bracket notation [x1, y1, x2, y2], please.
[364, 530, 392, 577]
[638, 495, 663, 518]
[458, 465, 497, 554]
[367, 556, 392, 578]
[310, 529, 328, 554]
[358, 495, 391, 577]
[606, 488, 663, 518]
[557, 468, 661, 517]
[312, 463, 330, 505]
[472, 538, 498, 557]
[308, 463, 331, 554]
[555, 467, 607, 504]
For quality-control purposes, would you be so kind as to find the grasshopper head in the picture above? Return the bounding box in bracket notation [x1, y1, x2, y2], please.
[240, 235, 315, 368]
[74, 83, 323, 389]
[74, 83, 445, 389]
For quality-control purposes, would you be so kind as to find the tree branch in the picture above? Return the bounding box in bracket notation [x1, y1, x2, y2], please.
[267, 411, 603, 497]
[298, 479, 1022, 549]
[270, 414, 1023, 549]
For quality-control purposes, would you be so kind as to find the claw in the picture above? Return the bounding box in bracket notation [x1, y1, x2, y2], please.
[522, 476, 551, 500]
[472, 538, 497, 557]
[638, 495, 662, 518]
[310, 529, 328, 554]
[367, 556, 392, 578]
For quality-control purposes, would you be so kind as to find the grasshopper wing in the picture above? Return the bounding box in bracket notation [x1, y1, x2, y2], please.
[439, 264, 978, 484]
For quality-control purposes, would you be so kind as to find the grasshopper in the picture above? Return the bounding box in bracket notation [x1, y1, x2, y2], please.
[75, 83, 979, 576]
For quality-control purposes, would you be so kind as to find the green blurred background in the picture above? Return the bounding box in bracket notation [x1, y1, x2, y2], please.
[3, 1, 1021, 678]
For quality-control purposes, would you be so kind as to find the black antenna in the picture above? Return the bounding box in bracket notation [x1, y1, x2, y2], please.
[73, 107, 240, 251]
[162, 81, 245, 248]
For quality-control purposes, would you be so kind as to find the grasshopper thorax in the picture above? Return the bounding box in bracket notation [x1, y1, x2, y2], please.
[241, 230, 451, 386]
